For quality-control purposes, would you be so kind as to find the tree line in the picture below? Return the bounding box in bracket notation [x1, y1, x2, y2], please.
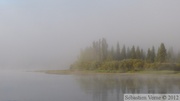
[70, 38, 180, 72]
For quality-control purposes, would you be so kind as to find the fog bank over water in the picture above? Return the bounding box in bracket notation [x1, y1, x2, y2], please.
[0, 0, 180, 70]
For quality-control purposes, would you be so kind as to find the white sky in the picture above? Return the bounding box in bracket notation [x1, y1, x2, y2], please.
[0, 0, 180, 70]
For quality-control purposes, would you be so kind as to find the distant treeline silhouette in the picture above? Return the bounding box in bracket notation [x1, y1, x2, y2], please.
[71, 38, 180, 72]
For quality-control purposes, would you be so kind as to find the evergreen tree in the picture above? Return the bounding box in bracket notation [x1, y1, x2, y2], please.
[140, 49, 145, 60]
[101, 38, 108, 61]
[136, 46, 141, 59]
[98, 39, 102, 61]
[176, 52, 180, 63]
[121, 45, 126, 60]
[146, 48, 151, 62]
[131, 46, 136, 59]
[150, 46, 156, 62]
[110, 46, 115, 60]
[167, 47, 175, 63]
[157, 43, 167, 63]
[92, 41, 100, 61]
[116, 42, 121, 60]
[126, 47, 131, 59]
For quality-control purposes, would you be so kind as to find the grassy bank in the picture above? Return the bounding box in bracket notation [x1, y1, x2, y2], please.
[37, 70, 100, 75]
[37, 69, 180, 76]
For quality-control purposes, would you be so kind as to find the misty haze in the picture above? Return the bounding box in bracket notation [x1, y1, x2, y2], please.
[1, 0, 180, 101]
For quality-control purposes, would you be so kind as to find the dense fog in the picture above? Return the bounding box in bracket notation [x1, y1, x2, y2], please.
[0, 0, 180, 70]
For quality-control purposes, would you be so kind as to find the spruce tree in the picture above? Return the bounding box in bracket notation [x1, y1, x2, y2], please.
[177, 52, 180, 63]
[146, 48, 151, 62]
[101, 38, 108, 61]
[121, 45, 126, 60]
[136, 46, 141, 59]
[126, 47, 131, 59]
[110, 46, 115, 60]
[140, 49, 145, 60]
[151, 46, 156, 62]
[116, 42, 121, 60]
[131, 46, 136, 59]
[157, 43, 167, 63]
[167, 47, 175, 63]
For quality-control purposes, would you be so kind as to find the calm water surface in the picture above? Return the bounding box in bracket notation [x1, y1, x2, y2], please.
[0, 71, 180, 101]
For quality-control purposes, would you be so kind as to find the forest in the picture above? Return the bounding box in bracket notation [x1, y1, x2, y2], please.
[70, 38, 180, 72]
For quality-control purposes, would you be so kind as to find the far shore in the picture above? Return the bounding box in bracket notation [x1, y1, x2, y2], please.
[36, 70, 180, 76]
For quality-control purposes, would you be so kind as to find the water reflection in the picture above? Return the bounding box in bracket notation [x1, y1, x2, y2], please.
[75, 74, 180, 101]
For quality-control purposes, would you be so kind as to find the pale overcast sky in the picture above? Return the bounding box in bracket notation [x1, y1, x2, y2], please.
[0, 0, 180, 70]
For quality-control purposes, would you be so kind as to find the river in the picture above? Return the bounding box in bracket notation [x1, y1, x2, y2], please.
[0, 71, 180, 101]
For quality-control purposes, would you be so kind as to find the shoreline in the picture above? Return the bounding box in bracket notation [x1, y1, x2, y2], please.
[36, 70, 180, 76]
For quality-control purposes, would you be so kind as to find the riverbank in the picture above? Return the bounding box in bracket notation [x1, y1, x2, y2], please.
[37, 70, 180, 76]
